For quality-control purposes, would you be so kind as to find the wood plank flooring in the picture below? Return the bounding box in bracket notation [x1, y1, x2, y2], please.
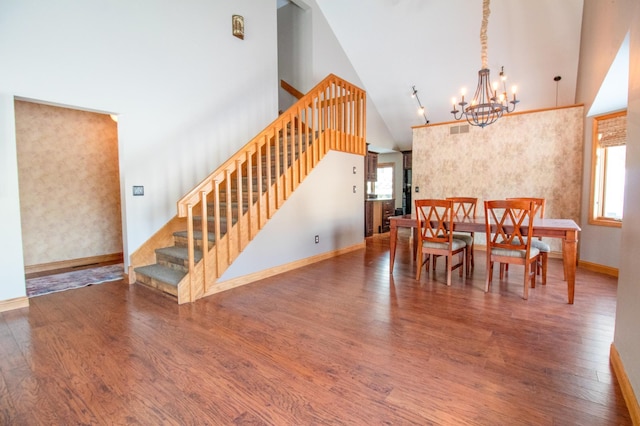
[0, 230, 632, 424]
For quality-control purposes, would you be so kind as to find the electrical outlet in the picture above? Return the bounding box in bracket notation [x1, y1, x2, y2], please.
[415, 186, 420, 193]
[353, 185, 357, 193]
[353, 166, 357, 174]
[315, 235, 319, 244]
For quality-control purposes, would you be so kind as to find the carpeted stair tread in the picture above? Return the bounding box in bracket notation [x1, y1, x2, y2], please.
[156, 246, 202, 261]
[173, 230, 216, 242]
[134, 264, 184, 286]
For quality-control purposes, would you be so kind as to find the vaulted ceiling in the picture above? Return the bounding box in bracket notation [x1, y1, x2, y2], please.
[315, 0, 585, 152]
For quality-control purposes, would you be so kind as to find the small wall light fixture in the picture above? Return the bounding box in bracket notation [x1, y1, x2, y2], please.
[232, 15, 244, 40]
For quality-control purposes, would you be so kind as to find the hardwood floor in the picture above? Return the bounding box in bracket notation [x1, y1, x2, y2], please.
[0, 230, 632, 424]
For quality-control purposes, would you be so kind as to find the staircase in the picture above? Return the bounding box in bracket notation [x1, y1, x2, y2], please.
[130, 74, 367, 304]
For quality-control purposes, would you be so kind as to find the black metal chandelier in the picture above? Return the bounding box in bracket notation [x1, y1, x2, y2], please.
[450, 0, 519, 128]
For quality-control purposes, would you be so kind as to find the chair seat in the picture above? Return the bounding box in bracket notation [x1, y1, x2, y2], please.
[491, 247, 540, 259]
[422, 239, 466, 251]
[452, 232, 473, 246]
[508, 238, 550, 252]
[530, 239, 550, 252]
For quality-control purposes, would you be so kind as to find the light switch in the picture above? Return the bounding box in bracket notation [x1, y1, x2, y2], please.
[133, 186, 144, 196]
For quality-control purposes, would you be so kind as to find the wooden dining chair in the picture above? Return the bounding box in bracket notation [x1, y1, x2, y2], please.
[506, 197, 549, 284]
[415, 199, 466, 286]
[446, 197, 477, 275]
[484, 199, 540, 299]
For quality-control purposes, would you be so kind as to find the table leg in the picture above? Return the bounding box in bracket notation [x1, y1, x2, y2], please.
[389, 220, 398, 273]
[564, 230, 578, 304]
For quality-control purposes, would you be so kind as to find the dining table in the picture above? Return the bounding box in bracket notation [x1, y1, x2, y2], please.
[388, 214, 581, 304]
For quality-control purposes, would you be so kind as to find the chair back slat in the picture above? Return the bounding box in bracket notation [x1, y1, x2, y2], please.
[415, 199, 454, 244]
[446, 197, 477, 219]
[507, 197, 545, 219]
[484, 200, 535, 251]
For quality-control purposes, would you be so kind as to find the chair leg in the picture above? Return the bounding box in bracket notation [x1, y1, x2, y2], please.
[446, 255, 452, 286]
[470, 243, 475, 268]
[485, 258, 493, 292]
[562, 240, 567, 281]
[416, 251, 423, 280]
[541, 252, 548, 285]
[530, 261, 537, 289]
[522, 263, 536, 300]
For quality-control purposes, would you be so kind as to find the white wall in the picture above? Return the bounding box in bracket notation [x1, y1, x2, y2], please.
[277, 2, 312, 113]
[0, 96, 26, 301]
[304, 0, 397, 153]
[577, 0, 640, 405]
[222, 151, 364, 279]
[0, 0, 279, 301]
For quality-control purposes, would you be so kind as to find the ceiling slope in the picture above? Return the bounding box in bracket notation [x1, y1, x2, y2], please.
[316, 0, 584, 151]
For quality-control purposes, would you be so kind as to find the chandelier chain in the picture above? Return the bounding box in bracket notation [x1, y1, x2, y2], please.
[480, 0, 490, 69]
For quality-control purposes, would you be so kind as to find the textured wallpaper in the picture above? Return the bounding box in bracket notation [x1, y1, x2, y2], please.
[412, 106, 584, 251]
[15, 100, 122, 266]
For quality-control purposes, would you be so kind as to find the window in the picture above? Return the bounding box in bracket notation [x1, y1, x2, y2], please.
[590, 111, 626, 227]
[367, 163, 394, 199]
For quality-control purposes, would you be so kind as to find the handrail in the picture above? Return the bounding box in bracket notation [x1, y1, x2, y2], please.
[175, 74, 366, 302]
[281, 79, 304, 100]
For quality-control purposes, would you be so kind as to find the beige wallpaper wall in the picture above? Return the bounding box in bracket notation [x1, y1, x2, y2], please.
[412, 105, 584, 252]
[15, 100, 122, 267]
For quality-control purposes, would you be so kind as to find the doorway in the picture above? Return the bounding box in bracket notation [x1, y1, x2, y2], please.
[14, 100, 123, 295]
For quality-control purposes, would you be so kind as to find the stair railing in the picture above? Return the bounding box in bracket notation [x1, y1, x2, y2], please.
[176, 74, 366, 302]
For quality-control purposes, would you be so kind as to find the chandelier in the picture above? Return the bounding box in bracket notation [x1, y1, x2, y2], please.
[451, 0, 519, 128]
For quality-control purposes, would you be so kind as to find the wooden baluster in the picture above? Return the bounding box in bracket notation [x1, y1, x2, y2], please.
[200, 190, 208, 294]
[255, 139, 264, 228]
[282, 121, 290, 200]
[246, 148, 255, 240]
[235, 158, 244, 252]
[312, 97, 318, 167]
[274, 127, 282, 209]
[350, 87, 355, 152]
[265, 134, 274, 218]
[213, 177, 222, 277]
[187, 203, 195, 302]
[225, 169, 233, 264]
[305, 104, 311, 172]
[297, 105, 305, 182]
[319, 89, 326, 155]
[331, 83, 337, 150]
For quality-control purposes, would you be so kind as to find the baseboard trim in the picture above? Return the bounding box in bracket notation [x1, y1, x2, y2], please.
[0, 296, 29, 313]
[206, 242, 366, 297]
[25, 253, 124, 275]
[610, 343, 640, 424]
[579, 260, 618, 277]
